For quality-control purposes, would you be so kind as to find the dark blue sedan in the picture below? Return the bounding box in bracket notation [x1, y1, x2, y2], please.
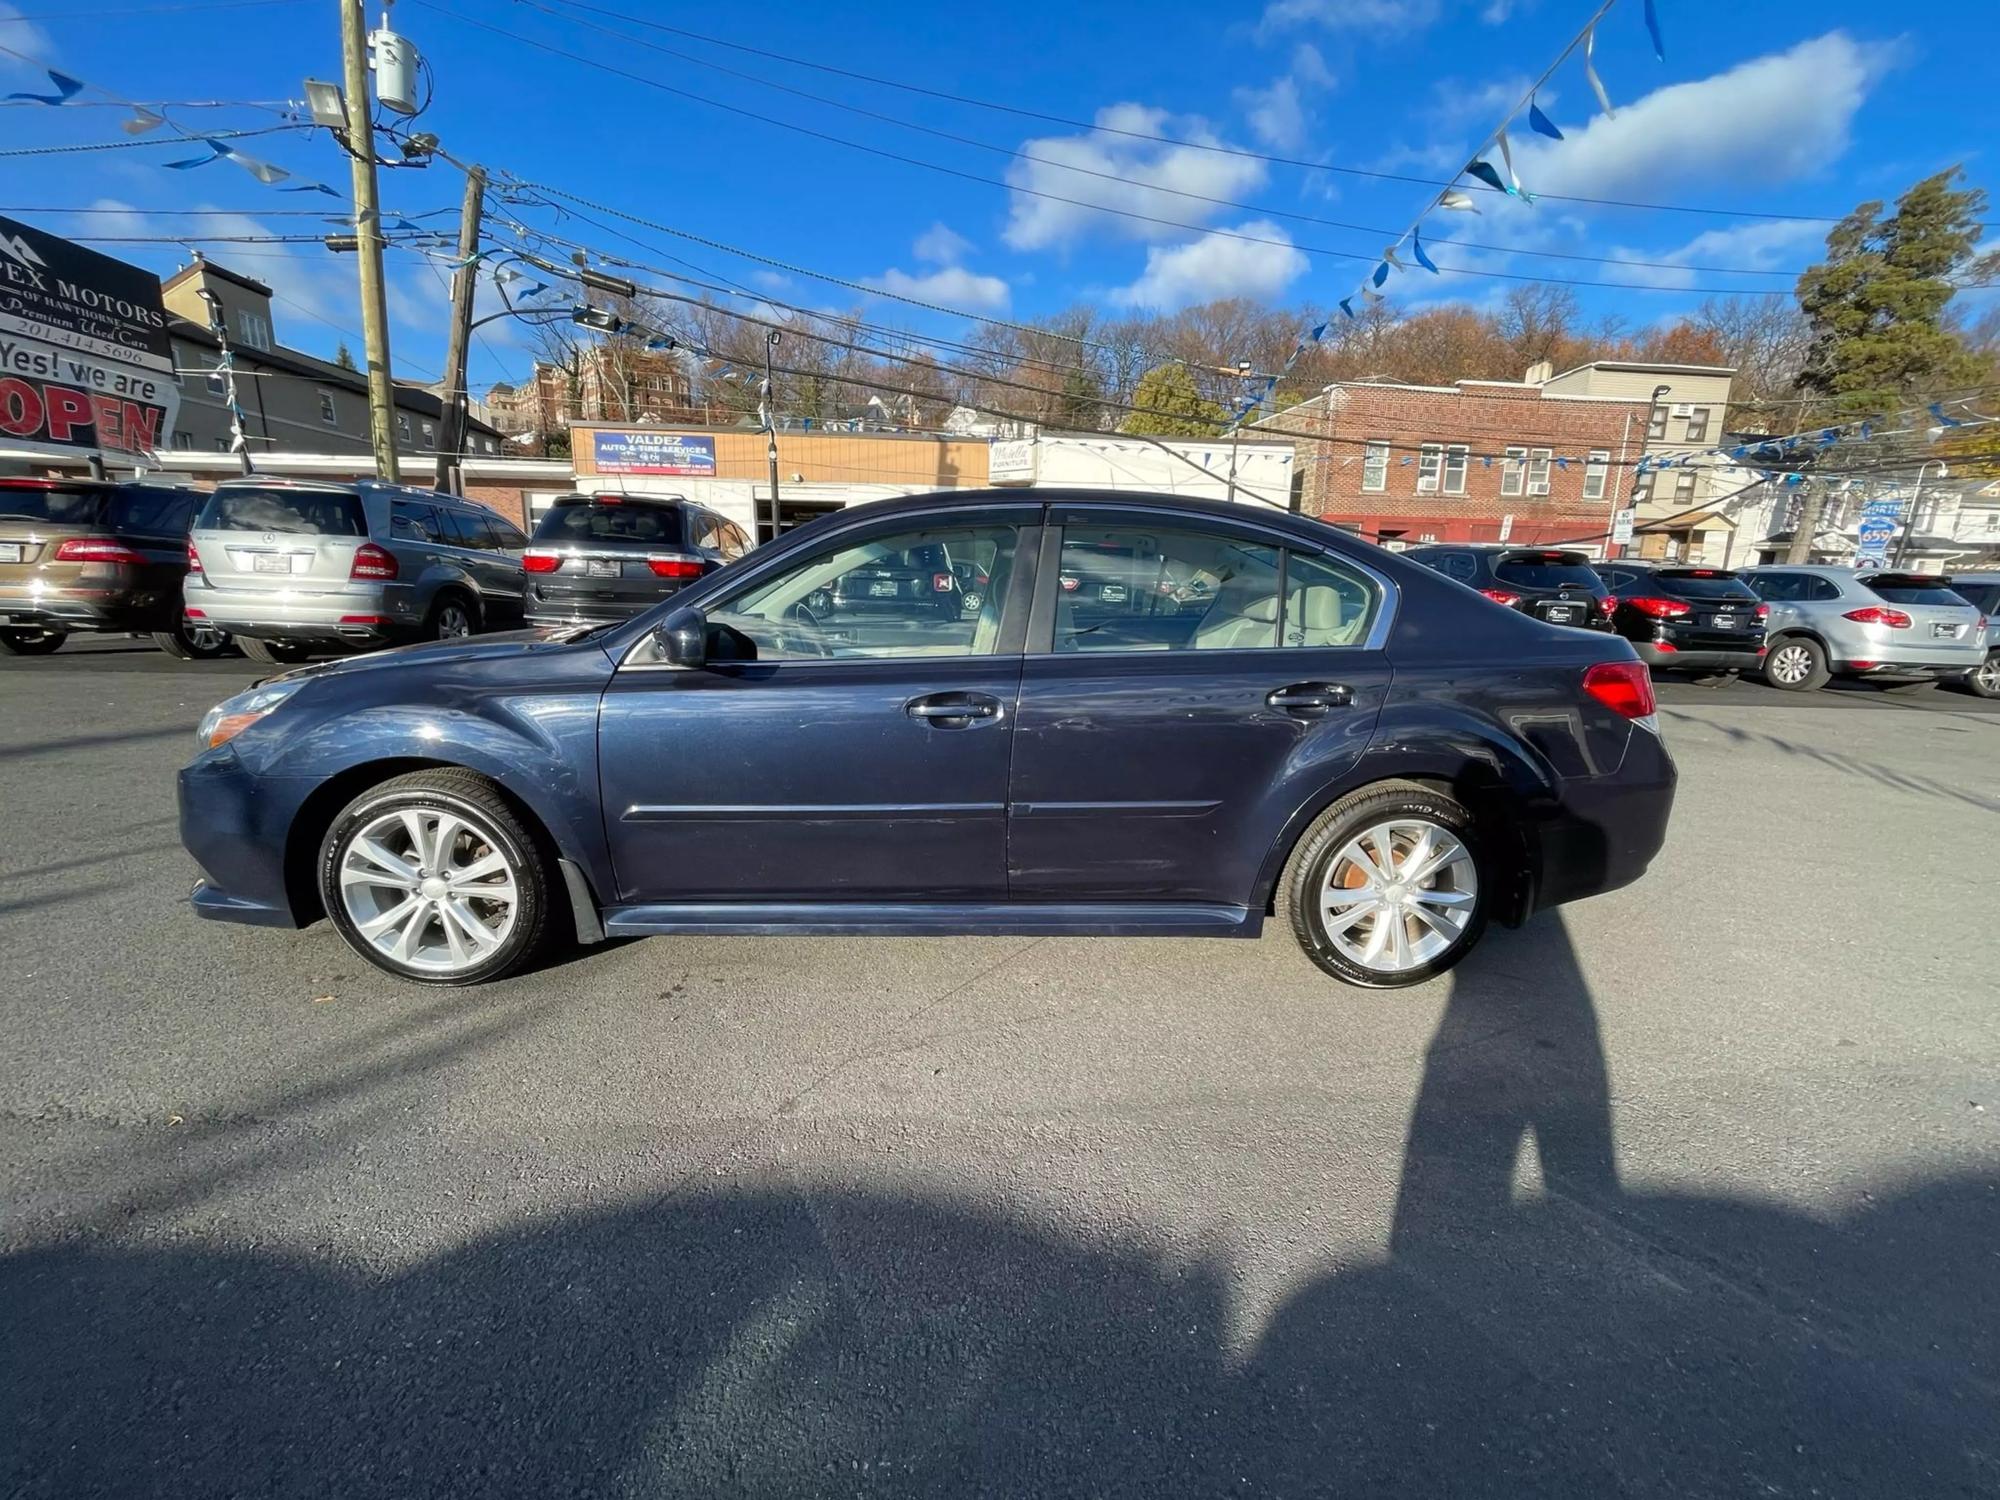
[179, 490, 1675, 989]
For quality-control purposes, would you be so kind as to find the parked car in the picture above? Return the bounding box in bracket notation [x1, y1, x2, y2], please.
[180, 490, 1675, 991]
[1936, 571, 2000, 698]
[521, 492, 749, 629]
[1736, 564, 1988, 692]
[1594, 561, 1768, 675]
[0, 476, 230, 658]
[1403, 544, 1616, 632]
[185, 478, 528, 664]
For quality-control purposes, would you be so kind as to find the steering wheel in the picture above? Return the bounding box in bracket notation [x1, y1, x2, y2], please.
[778, 599, 831, 657]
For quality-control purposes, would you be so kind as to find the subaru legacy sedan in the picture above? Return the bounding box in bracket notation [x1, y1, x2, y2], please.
[178, 491, 1676, 990]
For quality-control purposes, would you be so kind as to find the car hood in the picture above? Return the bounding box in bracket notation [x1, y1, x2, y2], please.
[255, 627, 610, 687]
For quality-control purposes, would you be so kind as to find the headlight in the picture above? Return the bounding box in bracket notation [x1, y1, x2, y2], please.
[198, 678, 308, 750]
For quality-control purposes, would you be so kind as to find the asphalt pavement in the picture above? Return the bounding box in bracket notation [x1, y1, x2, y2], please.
[2, 639, 1997, 1497]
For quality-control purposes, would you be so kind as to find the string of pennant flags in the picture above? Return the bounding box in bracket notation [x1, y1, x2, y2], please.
[1227, 0, 1664, 434]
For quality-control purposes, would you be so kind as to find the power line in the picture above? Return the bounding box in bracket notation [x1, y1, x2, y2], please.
[417, 1, 1791, 298]
[0, 125, 303, 158]
[0, 0, 306, 17]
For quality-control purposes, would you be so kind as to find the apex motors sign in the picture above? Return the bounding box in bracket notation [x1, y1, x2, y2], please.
[0, 215, 178, 458]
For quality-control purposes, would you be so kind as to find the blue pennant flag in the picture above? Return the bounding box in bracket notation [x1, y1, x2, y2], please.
[1398, 455, 1413, 466]
[1858, 420, 1873, 439]
[1928, 401, 1965, 428]
[1818, 427, 1839, 446]
[1555, 456, 1570, 470]
[1528, 99, 1563, 141]
[1310, 321, 1327, 341]
[1411, 229, 1439, 275]
[5, 69, 84, 105]
[161, 140, 229, 170]
[1465, 159, 1509, 195]
[1371, 261, 1390, 288]
[1783, 472, 1803, 488]
[1643, 0, 1666, 61]
[1338, 298, 1355, 320]
[282, 183, 343, 197]
[1479, 454, 1492, 467]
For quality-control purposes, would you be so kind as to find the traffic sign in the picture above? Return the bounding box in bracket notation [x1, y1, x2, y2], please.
[1611, 508, 1636, 544]
[1854, 554, 1887, 570]
[1857, 516, 1897, 551]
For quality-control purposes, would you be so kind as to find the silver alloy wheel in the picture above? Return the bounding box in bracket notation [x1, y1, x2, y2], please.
[1320, 817, 1478, 975]
[338, 806, 519, 974]
[435, 601, 473, 639]
[1768, 643, 1814, 686]
[1976, 656, 2000, 694]
[187, 619, 228, 652]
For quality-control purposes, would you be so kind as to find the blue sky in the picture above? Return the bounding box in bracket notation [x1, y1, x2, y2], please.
[3, 0, 1993, 396]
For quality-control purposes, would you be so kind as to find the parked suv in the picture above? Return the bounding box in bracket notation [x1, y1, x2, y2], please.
[0, 476, 228, 658]
[1404, 545, 1615, 632]
[186, 478, 528, 664]
[1939, 572, 2000, 698]
[1737, 565, 1988, 692]
[1595, 561, 1768, 674]
[521, 493, 747, 629]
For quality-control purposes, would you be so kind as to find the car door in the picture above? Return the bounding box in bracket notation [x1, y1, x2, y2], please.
[1007, 505, 1395, 907]
[441, 505, 523, 628]
[597, 507, 1038, 903]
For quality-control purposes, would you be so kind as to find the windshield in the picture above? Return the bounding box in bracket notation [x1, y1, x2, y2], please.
[197, 486, 366, 536]
[1492, 553, 1605, 591]
[0, 483, 111, 527]
[532, 498, 685, 547]
[1649, 569, 1759, 601]
[1862, 575, 1973, 608]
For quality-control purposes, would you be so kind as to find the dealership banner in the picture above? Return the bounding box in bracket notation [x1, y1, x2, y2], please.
[0, 336, 177, 457]
[592, 431, 717, 476]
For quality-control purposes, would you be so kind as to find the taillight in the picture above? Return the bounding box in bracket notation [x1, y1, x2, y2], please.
[1624, 596, 1691, 619]
[1842, 606, 1911, 629]
[1755, 603, 1769, 621]
[349, 542, 398, 580]
[645, 555, 702, 579]
[521, 549, 562, 574]
[1596, 595, 1616, 615]
[1478, 587, 1521, 607]
[53, 537, 145, 566]
[1583, 660, 1656, 719]
[186, 539, 203, 574]
[933, 571, 954, 593]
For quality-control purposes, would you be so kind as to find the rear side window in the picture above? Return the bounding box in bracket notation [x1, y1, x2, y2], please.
[1949, 580, 2000, 613]
[1434, 552, 1479, 583]
[443, 508, 498, 551]
[1862, 575, 1973, 608]
[531, 499, 685, 547]
[1652, 569, 1758, 601]
[1492, 552, 1605, 591]
[489, 515, 528, 550]
[390, 500, 442, 544]
[197, 486, 366, 536]
[0, 483, 111, 526]
[108, 486, 197, 535]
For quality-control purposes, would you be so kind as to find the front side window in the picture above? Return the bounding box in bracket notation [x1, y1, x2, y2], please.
[1501, 446, 1526, 498]
[1744, 572, 1796, 602]
[1442, 444, 1469, 496]
[708, 522, 1021, 661]
[1527, 449, 1552, 496]
[1416, 443, 1443, 493]
[1360, 440, 1389, 493]
[1582, 450, 1609, 501]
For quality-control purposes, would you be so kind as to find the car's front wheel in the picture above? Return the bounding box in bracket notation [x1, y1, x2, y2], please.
[319, 770, 549, 985]
[0, 627, 67, 655]
[1762, 636, 1828, 691]
[1279, 781, 1488, 988]
[1962, 653, 2000, 700]
[151, 616, 235, 660]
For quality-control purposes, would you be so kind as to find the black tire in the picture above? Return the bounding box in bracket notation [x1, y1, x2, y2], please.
[1277, 779, 1490, 989]
[1761, 635, 1828, 691]
[0, 627, 67, 656]
[1963, 654, 2000, 700]
[151, 617, 236, 660]
[239, 637, 313, 665]
[318, 769, 550, 986]
[424, 591, 479, 641]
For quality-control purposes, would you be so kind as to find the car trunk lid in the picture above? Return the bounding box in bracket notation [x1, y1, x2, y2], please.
[1860, 573, 1982, 643]
[191, 484, 371, 595]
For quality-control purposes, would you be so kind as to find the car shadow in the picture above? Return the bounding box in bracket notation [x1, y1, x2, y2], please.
[4, 917, 1995, 1497]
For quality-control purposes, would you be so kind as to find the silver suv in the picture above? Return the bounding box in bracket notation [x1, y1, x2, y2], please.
[1738, 564, 1988, 692]
[186, 479, 528, 664]
[1941, 572, 2000, 698]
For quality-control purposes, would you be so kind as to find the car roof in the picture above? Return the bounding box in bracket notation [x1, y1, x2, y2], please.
[1739, 563, 1858, 576]
[835, 486, 1351, 536]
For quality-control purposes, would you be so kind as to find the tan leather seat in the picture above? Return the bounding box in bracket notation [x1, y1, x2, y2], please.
[1285, 583, 1364, 646]
[1191, 591, 1281, 650]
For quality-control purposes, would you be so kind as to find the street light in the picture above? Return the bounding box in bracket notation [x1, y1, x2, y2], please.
[1890, 459, 1949, 568]
[763, 330, 782, 543]
[1227, 359, 1259, 506]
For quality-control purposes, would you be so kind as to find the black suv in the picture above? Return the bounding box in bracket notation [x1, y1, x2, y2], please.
[521, 493, 751, 628]
[1595, 561, 1767, 673]
[1403, 544, 1615, 632]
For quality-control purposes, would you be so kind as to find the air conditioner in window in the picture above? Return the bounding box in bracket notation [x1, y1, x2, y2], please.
[1670, 403, 1694, 418]
[1382, 539, 1408, 551]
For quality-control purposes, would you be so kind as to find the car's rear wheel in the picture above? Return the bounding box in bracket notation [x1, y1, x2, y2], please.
[319, 770, 548, 985]
[239, 637, 313, 665]
[426, 593, 477, 641]
[1762, 636, 1827, 691]
[151, 616, 235, 660]
[0, 627, 67, 655]
[1965, 653, 2000, 699]
[1279, 781, 1488, 988]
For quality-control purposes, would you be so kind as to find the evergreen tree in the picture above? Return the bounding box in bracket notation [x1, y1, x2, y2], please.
[1054, 366, 1104, 431]
[1122, 362, 1224, 437]
[334, 341, 358, 371]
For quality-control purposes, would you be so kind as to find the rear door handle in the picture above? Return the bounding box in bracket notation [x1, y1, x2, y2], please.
[1266, 682, 1353, 715]
[906, 692, 1003, 726]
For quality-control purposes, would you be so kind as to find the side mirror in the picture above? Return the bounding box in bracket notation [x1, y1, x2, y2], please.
[655, 605, 707, 668]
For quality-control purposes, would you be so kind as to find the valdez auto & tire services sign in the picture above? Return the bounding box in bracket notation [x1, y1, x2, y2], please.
[0, 215, 178, 459]
[591, 430, 717, 476]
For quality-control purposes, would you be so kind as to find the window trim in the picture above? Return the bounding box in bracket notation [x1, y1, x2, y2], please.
[1683, 406, 1710, 442]
[1500, 445, 1526, 498]
[1359, 439, 1390, 493]
[1582, 450, 1610, 501]
[1441, 443, 1469, 497]
[1415, 442, 1443, 494]
[1527, 448, 1552, 496]
[317, 389, 338, 426]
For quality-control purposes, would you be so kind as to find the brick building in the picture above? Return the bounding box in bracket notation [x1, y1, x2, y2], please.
[1262, 373, 1658, 553]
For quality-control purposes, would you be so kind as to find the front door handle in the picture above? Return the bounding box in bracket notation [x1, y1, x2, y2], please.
[1266, 682, 1353, 715]
[906, 692, 1004, 727]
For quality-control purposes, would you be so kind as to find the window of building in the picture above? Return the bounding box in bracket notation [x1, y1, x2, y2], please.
[398, 414, 412, 442]
[1684, 406, 1710, 442]
[214, 438, 231, 452]
[421, 422, 435, 449]
[1647, 406, 1667, 440]
[172, 430, 194, 451]
[1360, 440, 1389, 492]
[1501, 445, 1527, 498]
[1527, 448, 1552, 496]
[205, 364, 225, 397]
[1416, 443, 1443, 493]
[318, 390, 338, 426]
[1582, 450, 1610, 501]
[1673, 472, 1697, 503]
[1442, 444, 1469, 496]
[238, 309, 271, 351]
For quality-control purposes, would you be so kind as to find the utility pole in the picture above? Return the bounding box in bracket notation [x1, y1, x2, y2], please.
[763, 329, 781, 543]
[1891, 460, 1948, 568]
[435, 163, 486, 493]
[339, 0, 399, 482]
[1782, 480, 1822, 564]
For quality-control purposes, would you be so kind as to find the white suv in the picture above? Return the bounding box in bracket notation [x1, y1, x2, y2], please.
[1738, 565, 1988, 692]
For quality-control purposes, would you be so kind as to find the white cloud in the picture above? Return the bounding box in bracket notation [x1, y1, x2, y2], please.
[1235, 44, 1335, 151]
[747, 269, 790, 293]
[0, 3, 57, 74]
[1513, 32, 1893, 200]
[1591, 218, 1829, 291]
[1004, 103, 1268, 251]
[912, 222, 973, 265]
[1259, 0, 1440, 35]
[1111, 221, 1310, 311]
[870, 264, 1011, 314]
